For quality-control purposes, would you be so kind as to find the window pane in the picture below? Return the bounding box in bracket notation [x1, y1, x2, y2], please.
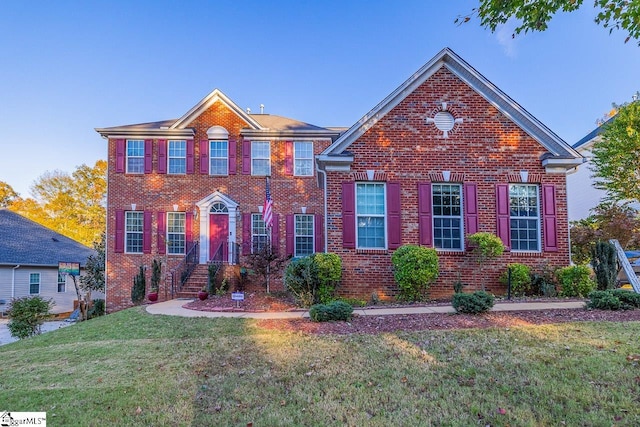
[127, 140, 144, 173]
[432, 184, 462, 250]
[357, 217, 385, 248]
[356, 183, 385, 215]
[210, 141, 228, 175]
[252, 213, 268, 252]
[295, 215, 314, 257]
[29, 273, 40, 294]
[509, 185, 540, 251]
[168, 140, 186, 174]
[167, 212, 186, 254]
[294, 142, 313, 176]
[126, 212, 144, 253]
[58, 273, 66, 293]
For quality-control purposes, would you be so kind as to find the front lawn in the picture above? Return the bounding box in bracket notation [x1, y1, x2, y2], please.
[1, 308, 639, 426]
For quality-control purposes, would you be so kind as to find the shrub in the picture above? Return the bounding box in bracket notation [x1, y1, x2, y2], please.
[313, 253, 342, 304]
[336, 297, 367, 307]
[451, 291, 495, 314]
[87, 298, 105, 319]
[150, 259, 161, 293]
[611, 289, 640, 309]
[591, 241, 618, 290]
[531, 263, 558, 297]
[467, 232, 504, 290]
[7, 296, 54, 339]
[207, 263, 221, 294]
[499, 263, 532, 296]
[284, 253, 343, 307]
[131, 265, 146, 305]
[587, 290, 622, 310]
[555, 265, 596, 297]
[309, 301, 353, 322]
[391, 245, 439, 302]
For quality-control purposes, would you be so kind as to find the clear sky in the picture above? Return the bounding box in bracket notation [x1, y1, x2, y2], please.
[0, 0, 637, 197]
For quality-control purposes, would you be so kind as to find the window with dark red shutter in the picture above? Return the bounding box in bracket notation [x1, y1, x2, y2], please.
[342, 182, 356, 249]
[418, 183, 433, 246]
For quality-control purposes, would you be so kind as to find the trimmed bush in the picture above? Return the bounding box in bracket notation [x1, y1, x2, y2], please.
[309, 301, 353, 322]
[87, 298, 105, 319]
[612, 289, 640, 309]
[587, 290, 622, 310]
[313, 253, 342, 304]
[555, 265, 596, 297]
[499, 263, 532, 296]
[285, 253, 342, 307]
[7, 296, 54, 339]
[392, 245, 439, 302]
[451, 291, 495, 314]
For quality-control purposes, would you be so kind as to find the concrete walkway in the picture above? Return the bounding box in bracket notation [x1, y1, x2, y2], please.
[145, 298, 586, 319]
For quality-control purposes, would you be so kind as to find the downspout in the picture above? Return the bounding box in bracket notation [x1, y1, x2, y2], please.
[316, 166, 328, 253]
[12, 265, 20, 299]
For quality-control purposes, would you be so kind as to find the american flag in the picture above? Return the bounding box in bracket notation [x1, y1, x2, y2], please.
[263, 177, 274, 228]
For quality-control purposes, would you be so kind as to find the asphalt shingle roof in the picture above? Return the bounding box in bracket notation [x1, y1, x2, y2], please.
[0, 210, 96, 267]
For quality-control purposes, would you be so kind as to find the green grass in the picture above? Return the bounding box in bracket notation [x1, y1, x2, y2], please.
[1, 308, 640, 426]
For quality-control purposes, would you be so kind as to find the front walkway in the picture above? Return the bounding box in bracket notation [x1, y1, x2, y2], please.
[146, 298, 586, 319]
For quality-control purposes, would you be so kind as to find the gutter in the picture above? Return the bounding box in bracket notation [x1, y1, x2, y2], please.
[12, 265, 20, 299]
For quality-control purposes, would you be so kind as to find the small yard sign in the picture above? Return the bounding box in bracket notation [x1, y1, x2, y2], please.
[59, 262, 80, 277]
[231, 292, 245, 301]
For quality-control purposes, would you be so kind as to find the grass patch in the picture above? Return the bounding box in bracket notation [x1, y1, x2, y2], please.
[1, 307, 639, 425]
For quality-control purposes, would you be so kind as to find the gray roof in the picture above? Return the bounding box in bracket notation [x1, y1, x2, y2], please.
[0, 210, 96, 267]
[573, 115, 616, 150]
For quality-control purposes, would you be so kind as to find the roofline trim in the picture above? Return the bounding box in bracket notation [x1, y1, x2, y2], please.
[171, 89, 263, 130]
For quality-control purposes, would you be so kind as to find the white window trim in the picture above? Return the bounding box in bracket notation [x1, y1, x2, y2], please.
[126, 139, 145, 174]
[432, 183, 464, 252]
[209, 140, 229, 176]
[509, 184, 541, 252]
[166, 212, 186, 255]
[251, 213, 268, 253]
[355, 182, 387, 250]
[125, 211, 144, 254]
[294, 141, 314, 177]
[29, 273, 40, 295]
[251, 141, 271, 176]
[294, 214, 315, 257]
[57, 273, 66, 293]
[168, 140, 187, 175]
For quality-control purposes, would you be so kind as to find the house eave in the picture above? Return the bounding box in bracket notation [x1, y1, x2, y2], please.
[95, 128, 196, 139]
[542, 157, 585, 173]
[316, 154, 354, 172]
[241, 129, 341, 140]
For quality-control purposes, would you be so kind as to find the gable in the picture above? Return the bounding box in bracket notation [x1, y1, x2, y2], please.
[171, 89, 263, 130]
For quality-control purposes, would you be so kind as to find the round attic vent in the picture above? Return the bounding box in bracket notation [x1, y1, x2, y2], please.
[433, 111, 455, 132]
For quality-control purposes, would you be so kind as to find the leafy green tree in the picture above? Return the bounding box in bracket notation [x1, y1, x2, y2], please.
[457, 0, 640, 45]
[0, 181, 19, 208]
[591, 101, 640, 204]
[7, 296, 54, 339]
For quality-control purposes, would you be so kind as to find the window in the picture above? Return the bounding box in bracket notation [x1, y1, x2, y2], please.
[251, 213, 268, 252]
[209, 140, 228, 175]
[125, 211, 144, 253]
[251, 141, 270, 175]
[356, 183, 386, 249]
[510, 184, 540, 251]
[432, 184, 463, 250]
[294, 141, 313, 176]
[295, 214, 314, 257]
[29, 273, 40, 294]
[168, 140, 186, 174]
[167, 212, 186, 254]
[57, 273, 66, 293]
[126, 140, 144, 174]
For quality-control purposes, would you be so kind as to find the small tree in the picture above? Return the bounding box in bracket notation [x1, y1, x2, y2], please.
[467, 232, 505, 290]
[591, 241, 618, 290]
[245, 243, 288, 293]
[131, 266, 146, 305]
[391, 245, 439, 302]
[78, 232, 106, 319]
[7, 296, 54, 339]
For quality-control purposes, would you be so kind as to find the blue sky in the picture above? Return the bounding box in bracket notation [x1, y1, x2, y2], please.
[0, 0, 637, 197]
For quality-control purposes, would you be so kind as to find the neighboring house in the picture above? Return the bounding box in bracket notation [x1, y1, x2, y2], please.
[0, 210, 97, 314]
[97, 47, 583, 312]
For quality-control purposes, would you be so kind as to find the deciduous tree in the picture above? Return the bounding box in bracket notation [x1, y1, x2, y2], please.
[0, 181, 19, 208]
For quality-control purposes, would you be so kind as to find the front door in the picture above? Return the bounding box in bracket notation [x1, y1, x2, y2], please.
[209, 214, 229, 262]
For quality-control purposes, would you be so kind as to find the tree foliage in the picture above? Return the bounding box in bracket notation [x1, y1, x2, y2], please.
[457, 0, 640, 45]
[0, 181, 19, 208]
[9, 160, 106, 246]
[591, 101, 640, 204]
[7, 296, 54, 339]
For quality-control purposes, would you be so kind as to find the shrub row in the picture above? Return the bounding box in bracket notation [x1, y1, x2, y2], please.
[587, 289, 640, 310]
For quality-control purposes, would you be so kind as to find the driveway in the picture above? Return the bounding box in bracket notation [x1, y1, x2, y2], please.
[0, 318, 72, 346]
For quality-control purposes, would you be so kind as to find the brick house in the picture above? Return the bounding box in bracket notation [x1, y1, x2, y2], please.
[97, 48, 582, 312]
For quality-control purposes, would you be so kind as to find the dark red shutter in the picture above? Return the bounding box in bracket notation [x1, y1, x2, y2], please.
[387, 182, 402, 249]
[143, 210, 152, 254]
[186, 140, 195, 174]
[185, 211, 194, 252]
[144, 139, 153, 173]
[271, 213, 280, 254]
[496, 184, 511, 250]
[228, 138, 237, 175]
[157, 211, 166, 255]
[284, 141, 293, 175]
[115, 209, 124, 253]
[116, 139, 125, 173]
[342, 182, 356, 249]
[418, 183, 433, 246]
[157, 139, 167, 174]
[242, 213, 251, 255]
[242, 140, 251, 175]
[286, 214, 295, 257]
[464, 183, 479, 236]
[199, 140, 209, 174]
[314, 214, 324, 253]
[542, 184, 558, 252]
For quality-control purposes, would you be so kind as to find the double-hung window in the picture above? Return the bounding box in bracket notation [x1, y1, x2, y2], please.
[432, 184, 463, 250]
[126, 140, 145, 174]
[294, 141, 313, 176]
[167, 212, 186, 254]
[251, 141, 271, 175]
[125, 211, 144, 253]
[29, 273, 40, 294]
[295, 214, 314, 257]
[57, 273, 66, 293]
[168, 140, 186, 174]
[509, 184, 540, 251]
[251, 213, 268, 252]
[356, 183, 386, 249]
[209, 140, 228, 175]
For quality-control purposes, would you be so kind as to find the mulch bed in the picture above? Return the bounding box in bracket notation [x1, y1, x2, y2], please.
[184, 293, 640, 335]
